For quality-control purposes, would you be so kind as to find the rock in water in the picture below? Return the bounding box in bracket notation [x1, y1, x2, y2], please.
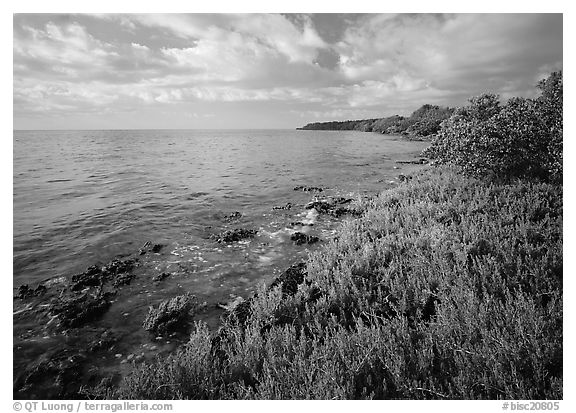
[224, 211, 242, 222]
[15, 284, 47, 299]
[16, 349, 88, 399]
[71, 258, 137, 291]
[152, 272, 172, 282]
[71, 265, 104, 291]
[143, 293, 196, 335]
[272, 202, 292, 210]
[304, 197, 361, 218]
[217, 228, 257, 243]
[151, 244, 164, 253]
[49, 292, 116, 329]
[139, 242, 164, 255]
[293, 185, 324, 192]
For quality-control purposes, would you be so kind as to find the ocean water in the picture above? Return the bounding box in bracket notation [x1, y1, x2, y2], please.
[13, 129, 428, 397]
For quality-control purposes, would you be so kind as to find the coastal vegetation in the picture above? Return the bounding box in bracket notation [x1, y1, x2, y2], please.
[424, 71, 562, 182]
[92, 72, 563, 400]
[298, 104, 454, 140]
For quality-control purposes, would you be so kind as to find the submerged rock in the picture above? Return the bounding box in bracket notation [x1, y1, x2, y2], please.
[71, 258, 137, 291]
[143, 293, 196, 335]
[16, 349, 88, 399]
[71, 265, 104, 291]
[49, 291, 116, 329]
[294, 185, 324, 192]
[305, 196, 361, 218]
[88, 330, 120, 353]
[152, 272, 172, 282]
[291, 232, 320, 246]
[15, 284, 47, 299]
[151, 244, 164, 253]
[139, 242, 164, 255]
[224, 211, 242, 222]
[217, 228, 258, 243]
[272, 202, 292, 210]
[112, 272, 136, 288]
[103, 258, 137, 275]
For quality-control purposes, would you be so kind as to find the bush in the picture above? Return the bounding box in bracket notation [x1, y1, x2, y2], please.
[423, 72, 562, 181]
[142, 293, 196, 335]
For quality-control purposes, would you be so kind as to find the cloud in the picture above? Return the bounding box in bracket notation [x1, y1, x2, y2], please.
[13, 13, 563, 128]
[129, 14, 326, 64]
[335, 14, 563, 98]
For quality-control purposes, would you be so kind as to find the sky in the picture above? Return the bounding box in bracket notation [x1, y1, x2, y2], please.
[13, 13, 563, 130]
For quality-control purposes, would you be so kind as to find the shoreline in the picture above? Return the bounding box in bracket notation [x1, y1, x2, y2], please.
[13, 151, 430, 400]
[60, 165, 564, 399]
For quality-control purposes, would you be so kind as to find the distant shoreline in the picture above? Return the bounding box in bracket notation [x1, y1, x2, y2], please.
[296, 104, 454, 141]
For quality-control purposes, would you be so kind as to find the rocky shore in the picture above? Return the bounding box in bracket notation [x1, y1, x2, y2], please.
[13, 158, 427, 400]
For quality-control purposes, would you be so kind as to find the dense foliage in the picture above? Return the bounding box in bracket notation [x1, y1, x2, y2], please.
[423, 72, 563, 182]
[95, 167, 562, 400]
[299, 104, 454, 139]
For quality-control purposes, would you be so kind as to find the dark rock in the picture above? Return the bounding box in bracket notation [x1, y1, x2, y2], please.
[71, 258, 137, 291]
[71, 265, 104, 291]
[112, 272, 136, 288]
[143, 293, 196, 335]
[270, 262, 308, 296]
[151, 244, 164, 253]
[294, 185, 323, 192]
[17, 349, 88, 399]
[217, 228, 258, 243]
[333, 207, 364, 218]
[290, 232, 320, 246]
[398, 174, 412, 182]
[103, 258, 137, 278]
[152, 272, 172, 282]
[88, 331, 120, 353]
[272, 202, 292, 210]
[224, 211, 242, 222]
[305, 197, 360, 218]
[305, 197, 353, 211]
[49, 292, 115, 329]
[139, 241, 164, 255]
[15, 284, 47, 299]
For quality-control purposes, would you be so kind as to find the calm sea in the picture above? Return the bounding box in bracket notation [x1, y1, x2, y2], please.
[13, 129, 428, 397]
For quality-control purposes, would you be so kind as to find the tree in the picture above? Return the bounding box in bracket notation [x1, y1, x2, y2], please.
[423, 72, 562, 182]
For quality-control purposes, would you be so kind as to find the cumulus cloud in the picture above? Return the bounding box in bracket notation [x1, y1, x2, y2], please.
[130, 14, 326, 64]
[335, 14, 562, 103]
[13, 13, 562, 129]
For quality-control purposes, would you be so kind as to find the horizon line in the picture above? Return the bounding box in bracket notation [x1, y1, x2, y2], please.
[13, 127, 303, 132]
